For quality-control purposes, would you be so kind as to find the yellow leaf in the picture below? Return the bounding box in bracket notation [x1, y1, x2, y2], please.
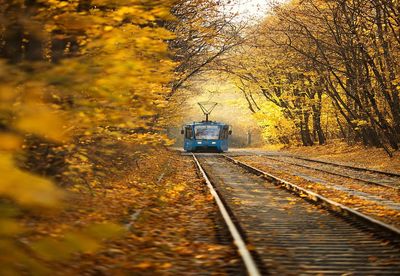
[16, 106, 67, 142]
[31, 223, 124, 261]
[135, 261, 152, 269]
[83, 223, 126, 240]
[0, 218, 23, 236]
[0, 154, 63, 207]
[0, 134, 22, 151]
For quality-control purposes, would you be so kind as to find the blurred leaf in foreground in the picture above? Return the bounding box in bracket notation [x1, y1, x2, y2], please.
[31, 223, 126, 261]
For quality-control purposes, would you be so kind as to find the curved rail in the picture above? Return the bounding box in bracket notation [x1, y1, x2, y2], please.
[262, 155, 399, 190]
[223, 154, 400, 238]
[192, 154, 261, 276]
[289, 155, 400, 177]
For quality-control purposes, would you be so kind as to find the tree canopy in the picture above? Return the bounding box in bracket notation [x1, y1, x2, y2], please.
[1, 0, 399, 273]
[219, 0, 400, 154]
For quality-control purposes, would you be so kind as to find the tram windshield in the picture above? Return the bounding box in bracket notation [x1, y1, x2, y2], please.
[194, 125, 220, 140]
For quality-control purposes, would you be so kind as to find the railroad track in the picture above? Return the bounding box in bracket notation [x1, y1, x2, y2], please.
[192, 153, 400, 275]
[258, 154, 400, 190]
[289, 155, 400, 177]
[236, 155, 400, 212]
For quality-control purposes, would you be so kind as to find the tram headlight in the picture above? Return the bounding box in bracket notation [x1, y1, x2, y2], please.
[197, 141, 202, 144]
[211, 142, 216, 144]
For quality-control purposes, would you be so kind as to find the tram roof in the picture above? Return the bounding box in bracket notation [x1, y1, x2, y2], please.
[184, 121, 227, 126]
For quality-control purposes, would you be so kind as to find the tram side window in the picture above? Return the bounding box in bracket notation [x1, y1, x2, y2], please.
[220, 126, 229, 140]
[185, 127, 193, 139]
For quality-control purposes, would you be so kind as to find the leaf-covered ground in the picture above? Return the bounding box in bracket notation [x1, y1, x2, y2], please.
[19, 149, 240, 274]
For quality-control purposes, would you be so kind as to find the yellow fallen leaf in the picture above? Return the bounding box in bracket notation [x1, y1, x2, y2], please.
[135, 261, 152, 269]
[0, 133, 22, 151]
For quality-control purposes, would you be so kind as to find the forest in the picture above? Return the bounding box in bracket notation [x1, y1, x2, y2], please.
[0, 0, 399, 274]
[226, 0, 400, 155]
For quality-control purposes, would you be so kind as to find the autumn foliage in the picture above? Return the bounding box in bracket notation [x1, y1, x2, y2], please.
[224, 0, 400, 153]
[1, 0, 399, 273]
[0, 0, 177, 273]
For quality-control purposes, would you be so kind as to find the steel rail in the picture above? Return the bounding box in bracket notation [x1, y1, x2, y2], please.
[262, 155, 399, 190]
[280, 154, 400, 178]
[192, 153, 261, 276]
[223, 154, 400, 238]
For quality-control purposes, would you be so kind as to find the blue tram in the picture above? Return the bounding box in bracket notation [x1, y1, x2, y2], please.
[181, 121, 231, 152]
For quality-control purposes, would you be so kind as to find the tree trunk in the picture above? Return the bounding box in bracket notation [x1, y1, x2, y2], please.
[247, 130, 252, 146]
[311, 104, 325, 145]
[300, 113, 314, 146]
